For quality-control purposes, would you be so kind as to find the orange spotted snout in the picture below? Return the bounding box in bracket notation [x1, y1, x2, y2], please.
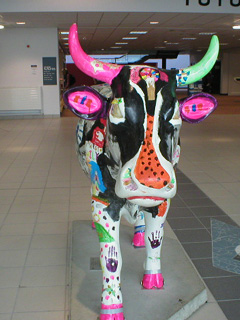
[134, 115, 170, 189]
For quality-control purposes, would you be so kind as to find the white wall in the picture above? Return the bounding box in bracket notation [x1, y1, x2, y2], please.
[0, 0, 239, 14]
[221, 49, 240, 96]
[0, 28, 60, 116]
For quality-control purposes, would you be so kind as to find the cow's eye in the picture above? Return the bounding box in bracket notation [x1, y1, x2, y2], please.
[109, 98, 125, 124]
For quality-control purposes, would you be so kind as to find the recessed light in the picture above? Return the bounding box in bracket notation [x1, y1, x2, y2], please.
[233, 25, 240, 29]
[182, 37, 196, 40]
[61, 38, 68, 40]
[199, 32, 216, 35]
[166, 42, 179, 45]
[155, 46, 166, 49]
[150, 21, 159, 25]
[115, 42, 128, 45]
[122, 37, 138, 40]
[16, 22, 26, 25]
[60, 31, 69, 35]
[111, 46, 121, 49]
[130, 31, 148, 34]
[0, 25, 4, 29]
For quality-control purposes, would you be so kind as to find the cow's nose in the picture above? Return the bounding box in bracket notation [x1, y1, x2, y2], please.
[134, 114, 170, 189]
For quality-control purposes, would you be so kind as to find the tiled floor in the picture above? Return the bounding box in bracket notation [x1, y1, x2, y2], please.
[0, 112, 239, 320]
[168, 171, 240, 320]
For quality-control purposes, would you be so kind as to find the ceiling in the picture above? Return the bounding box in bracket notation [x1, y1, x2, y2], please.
[1, 11, 240, 56]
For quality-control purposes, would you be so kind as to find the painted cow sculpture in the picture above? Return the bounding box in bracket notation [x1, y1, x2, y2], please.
[64, 24, 219, 320]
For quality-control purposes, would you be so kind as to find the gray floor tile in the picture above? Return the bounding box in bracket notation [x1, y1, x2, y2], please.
[168, 207, 195, 218]
[170, 195, 187, 208]
[204, 276, 240, 301]
[174, 229, 212, 243]
[192, 258, 239, 278]
[199, 216, 238, 229]
[177, 183, 200, 192]
[211, 219, 240, 276]
[191, 206, 227, 217]
[167, 217, 204, 230]
[182, 242, 212, 259]
[182, 198, 217, 208]
[218, 300, 240, 320]
[176, 172, 193, 184]
[178, 189, 208, 200]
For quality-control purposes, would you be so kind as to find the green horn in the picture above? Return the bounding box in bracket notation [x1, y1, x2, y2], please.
[176, 35, 219, 86]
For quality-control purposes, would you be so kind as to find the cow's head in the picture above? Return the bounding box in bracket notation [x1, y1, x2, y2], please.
[65, 24, 219, 207]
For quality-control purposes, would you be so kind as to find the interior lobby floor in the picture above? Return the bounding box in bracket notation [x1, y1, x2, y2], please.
[0, 94, 239, 320]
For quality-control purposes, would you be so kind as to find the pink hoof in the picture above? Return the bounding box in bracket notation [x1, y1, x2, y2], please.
[92, 221, 96, 229]
[100, 304, 124, 320]
[132, 232, 145, 248]
[142, 273, 164, 289]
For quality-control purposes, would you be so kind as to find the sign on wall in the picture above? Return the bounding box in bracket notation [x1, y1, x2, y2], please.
[42, 57, 57, 85]
[186, 0, 240, 7]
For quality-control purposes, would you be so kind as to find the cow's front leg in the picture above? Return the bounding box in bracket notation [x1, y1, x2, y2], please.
[92, 197, 124, 320]
[142, 199, 170, 289]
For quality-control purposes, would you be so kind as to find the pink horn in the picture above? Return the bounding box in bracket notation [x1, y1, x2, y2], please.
[69, 24, 123, 85]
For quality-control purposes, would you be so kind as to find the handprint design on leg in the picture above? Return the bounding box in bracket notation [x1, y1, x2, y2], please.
[105, 246, 118, 273]
[148, 231, 162, 249]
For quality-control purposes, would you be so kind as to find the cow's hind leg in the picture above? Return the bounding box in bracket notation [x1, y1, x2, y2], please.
[132, 209, 145, 248]
[142, 199, 170, 289]
[92, 197, 124, 320]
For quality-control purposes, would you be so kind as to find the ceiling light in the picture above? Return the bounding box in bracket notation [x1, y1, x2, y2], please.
[182, 37, 196, 40]
[115, 42, 128, 45]
[199, 32, 216, 35]
[111, 46, 121, 49]
[0, 25, 4, 29]
[16, 22, 25, 25]
[61, 38, 68, 40]
[166, 42, 179, 45]
[150, 21, 159, 25]
[60, 31, 69, 35]
[122, 37, 138, 40]
[130, 31, 148, 34]
[233, 25, 240, 29]
[155, 46, 166, 49]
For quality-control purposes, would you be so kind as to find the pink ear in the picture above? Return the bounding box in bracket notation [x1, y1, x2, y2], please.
[179, 93, 217, 124]
[63, 86, 108, 120]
